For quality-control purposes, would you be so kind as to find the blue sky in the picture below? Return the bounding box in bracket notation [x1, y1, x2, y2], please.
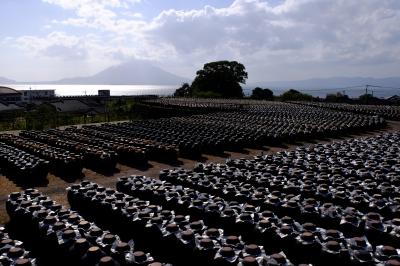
[0, 0, 399, 82]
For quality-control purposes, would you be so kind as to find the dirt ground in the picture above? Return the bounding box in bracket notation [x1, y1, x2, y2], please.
[1, 120, 399, 225]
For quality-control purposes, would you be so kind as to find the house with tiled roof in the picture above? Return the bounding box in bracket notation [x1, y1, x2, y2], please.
[0, 86, 21, 103]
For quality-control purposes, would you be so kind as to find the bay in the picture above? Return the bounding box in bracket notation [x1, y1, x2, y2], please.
[5, 84, 178, 96]
[3, 84, 399, 98]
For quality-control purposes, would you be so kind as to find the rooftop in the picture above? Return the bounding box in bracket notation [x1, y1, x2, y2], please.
[0, 86, 21, 95]
[48, 99, 91, 113]
[0, 102, 23, 112]
[19, 89, 55, 92]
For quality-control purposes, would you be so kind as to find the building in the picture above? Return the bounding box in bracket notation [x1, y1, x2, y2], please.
[46, 99, 91, 113]
[98, 90, 110, 97]
[0, 86, 22, 103]
[0, 102, 23, 113]
[19, 89, 55, 102]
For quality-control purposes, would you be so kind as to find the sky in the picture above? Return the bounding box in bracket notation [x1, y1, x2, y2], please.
[0, 0, 399, 83]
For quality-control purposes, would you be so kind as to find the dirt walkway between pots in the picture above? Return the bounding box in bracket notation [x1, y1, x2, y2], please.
[1, 120, 399, 224]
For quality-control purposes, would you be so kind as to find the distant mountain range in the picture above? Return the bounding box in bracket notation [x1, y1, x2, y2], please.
[51, 60, 189, 85]
[251, 77, 400, 89]
[1, 62, 400, 90]
[0, 76, 16, 84]
[0, 60, 188, 86]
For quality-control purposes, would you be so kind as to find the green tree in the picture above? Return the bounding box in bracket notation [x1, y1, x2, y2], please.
[174, 83, 191, 97]
[325, 92, 350, 103]
[281, 89, 313, 101]
[359, 93, 379, 104]
[188, 60, 248, 98]
[106, 98, 136, 121]
[26, 104, 57, 129]
[251, 87, 274, 100]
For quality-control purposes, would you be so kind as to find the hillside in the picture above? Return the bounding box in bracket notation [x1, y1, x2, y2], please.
[0, 76, 16, 84]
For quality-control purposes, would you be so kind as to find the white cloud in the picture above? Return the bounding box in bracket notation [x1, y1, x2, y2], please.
[144, 0, 400, 80]
[149, 0, 400, 60]
[9, 0, 400, 81]
[45, 0, 146, 35]
[15, 32, 88, 60]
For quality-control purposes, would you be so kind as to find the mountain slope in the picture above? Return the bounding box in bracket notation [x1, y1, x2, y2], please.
[0, 76, 16, 84]
[54, 60, 188, 85]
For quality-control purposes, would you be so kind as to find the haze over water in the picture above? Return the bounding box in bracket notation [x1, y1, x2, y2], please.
[6, 84, 178, 97]
[6, 84, 399, 99]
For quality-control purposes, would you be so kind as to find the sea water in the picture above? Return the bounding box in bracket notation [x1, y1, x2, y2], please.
[4, 84, 399, 98]
[5, 84, 178, 97]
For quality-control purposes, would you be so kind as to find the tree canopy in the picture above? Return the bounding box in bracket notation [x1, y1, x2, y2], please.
[280, 89, 313, 101]
[325, 92, 350, 103]
[174, 60, 248, 98]
[251, 87, 274, 100]
[173, 83, 191, 97]
[359, 93, 380, 104]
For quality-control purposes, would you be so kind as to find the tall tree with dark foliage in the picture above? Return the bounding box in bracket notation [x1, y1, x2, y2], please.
[174, 61, 248, 98]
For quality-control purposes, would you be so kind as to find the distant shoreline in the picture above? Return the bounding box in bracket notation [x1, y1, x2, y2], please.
[2, 83, 399, 98]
